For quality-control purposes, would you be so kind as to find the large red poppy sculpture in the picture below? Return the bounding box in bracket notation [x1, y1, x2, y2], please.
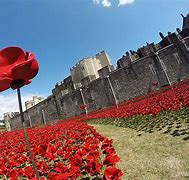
[0, 46, 40, 178]
[0, 46, 38, 91]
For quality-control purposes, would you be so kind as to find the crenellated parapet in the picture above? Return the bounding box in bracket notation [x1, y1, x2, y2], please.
[181, 13, 189, 30]
[52, 76, 74, 96]
[117, 13, 189, 70]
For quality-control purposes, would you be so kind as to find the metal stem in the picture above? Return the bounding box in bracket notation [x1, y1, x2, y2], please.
[17, 88, 40, 179]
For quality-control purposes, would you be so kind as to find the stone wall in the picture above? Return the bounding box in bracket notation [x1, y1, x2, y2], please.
[9, 34, 189, 130]
[10, 96, 59, 130]
[158, 37, 189, 83]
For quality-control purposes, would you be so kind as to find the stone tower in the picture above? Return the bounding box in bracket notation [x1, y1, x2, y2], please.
[182, 13, 189, 30]
[3, 113, 11, 131]
[70, 51, 112, 89]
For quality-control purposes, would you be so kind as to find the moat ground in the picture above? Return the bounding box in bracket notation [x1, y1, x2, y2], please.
[92, 124, 189, 180]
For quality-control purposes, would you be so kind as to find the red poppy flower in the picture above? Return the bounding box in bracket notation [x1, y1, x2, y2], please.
[79, 104, 86, 110]
[103, 154, 120, 166]
[0, 46, 39, 91]
[153, 81, 159, 86]
[85, 160, 102, 176]
[49, 172, 71, 180]
[103, 167, 123, 180]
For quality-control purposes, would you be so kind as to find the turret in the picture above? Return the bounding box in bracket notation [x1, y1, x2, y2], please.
[159, 32, 165, 40]
[176, 28, 181, 34]
[181, 13, 189, 30]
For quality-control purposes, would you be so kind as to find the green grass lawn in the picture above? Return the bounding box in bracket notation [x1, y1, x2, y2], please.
[91, 124, 189, 180]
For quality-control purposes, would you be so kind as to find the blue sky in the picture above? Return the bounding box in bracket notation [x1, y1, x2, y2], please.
[0, 0, 189, 117]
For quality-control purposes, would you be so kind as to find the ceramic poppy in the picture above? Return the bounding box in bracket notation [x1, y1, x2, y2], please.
[153, 81, 159, 86]
[79, 104, 86, 110]
[0, 46, 39, 91]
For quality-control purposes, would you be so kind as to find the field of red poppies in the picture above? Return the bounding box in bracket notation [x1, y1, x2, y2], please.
[1, 79, 189, 179]
[0, 122, 123, 179]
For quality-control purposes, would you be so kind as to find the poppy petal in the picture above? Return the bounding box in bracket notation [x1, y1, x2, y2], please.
[0, 46, 25, 67]
[11, 60, 39, 81]
[0, 77, 11, 92]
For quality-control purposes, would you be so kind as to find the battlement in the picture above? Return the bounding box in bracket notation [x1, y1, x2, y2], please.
[52, 75, 74, 95]
[181, 13, 189, 30]
[117, 20, 189, 69]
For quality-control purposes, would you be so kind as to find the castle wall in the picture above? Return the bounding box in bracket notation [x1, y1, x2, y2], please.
[54, 78, 115, 118]
[82, 78, 115, 111]
[56, 90, 83, 118]
[110, 56, 169, 103]
[10, 96, 58, 130]
[9, 35, 189, 130]
[158, 37, 189, 83]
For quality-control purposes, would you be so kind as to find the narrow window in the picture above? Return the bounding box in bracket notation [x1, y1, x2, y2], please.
[61, 90, 64, 96]
[62, 102, 67, 110]
[74, 100, 78, 106]
[149, 64, 156, 75]
[115, 79, 120, 90]
[173, 53, 182, 64]
[91, 91, 95, 100]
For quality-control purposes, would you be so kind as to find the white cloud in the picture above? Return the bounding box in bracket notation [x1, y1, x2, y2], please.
[102, 0, 112, 7]
[93, 0, 112, 7]
[93, 0, 100, 5]
[0, 93, 46, 120]
[118, 0, 134, 6]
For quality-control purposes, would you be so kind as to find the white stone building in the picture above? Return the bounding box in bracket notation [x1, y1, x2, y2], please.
[70, 51, 112, 89]
[25, 96, 44, 110]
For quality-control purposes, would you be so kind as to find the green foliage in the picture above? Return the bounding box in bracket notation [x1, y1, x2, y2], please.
[87, 108, 189, 140]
